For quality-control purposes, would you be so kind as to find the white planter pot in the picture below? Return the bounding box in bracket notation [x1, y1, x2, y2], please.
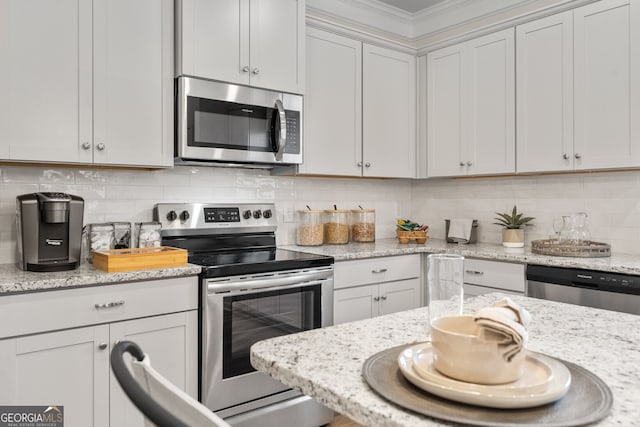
[502, 228, 524, 248]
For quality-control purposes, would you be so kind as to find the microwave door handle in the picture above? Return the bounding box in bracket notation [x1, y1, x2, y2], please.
[274, 99, 287, 161]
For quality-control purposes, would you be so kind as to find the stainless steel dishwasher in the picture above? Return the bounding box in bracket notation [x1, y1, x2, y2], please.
[526, 265, 640, 315]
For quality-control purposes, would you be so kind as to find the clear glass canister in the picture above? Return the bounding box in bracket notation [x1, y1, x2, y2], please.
[350, 209, 375, 242]
[85, 223, 115, 263]
[135, 222, 162, 248]
[324, 210, 350, 244]
[112, 222, 131, 249]
[296, 210, 324, 246]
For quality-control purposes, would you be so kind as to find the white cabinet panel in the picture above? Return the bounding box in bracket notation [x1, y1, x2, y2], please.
[334, 284, 379, 325]
[516, 11, 574, 173]
[334, 254, 421, 289]
[301, 28, 362, 176]
[363, 44, 416, 178]
[574, 0, 640, 170]
[378, 279, 422, 316]
[463, 259, 525, 293]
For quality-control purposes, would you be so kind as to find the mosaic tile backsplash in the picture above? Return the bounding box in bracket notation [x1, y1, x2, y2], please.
[1, 165, 639, 264]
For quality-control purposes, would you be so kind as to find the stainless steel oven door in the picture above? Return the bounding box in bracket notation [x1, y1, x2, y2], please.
[202, 267, 333, 412]
[177, 76, 302, 166]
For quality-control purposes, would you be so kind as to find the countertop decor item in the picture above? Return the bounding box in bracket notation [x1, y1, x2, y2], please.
[494, 206, 534, 248]
[396, 219, 428, 244]
[530, 240, 611, 258]
[92, 246, 187, 272]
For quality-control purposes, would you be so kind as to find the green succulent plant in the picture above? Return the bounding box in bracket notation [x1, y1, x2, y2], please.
[493, 205, 534, 229]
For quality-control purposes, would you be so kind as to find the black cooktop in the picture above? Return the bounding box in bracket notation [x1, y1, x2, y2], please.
[192, 248, 333, 278]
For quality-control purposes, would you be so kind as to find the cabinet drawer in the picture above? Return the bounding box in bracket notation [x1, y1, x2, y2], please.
[334, 255, 421, 289]
[463, 259, 525, 292]
[0, 277, 198, 339]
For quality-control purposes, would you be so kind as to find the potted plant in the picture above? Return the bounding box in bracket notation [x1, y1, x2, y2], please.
[493, 206, 534, 248]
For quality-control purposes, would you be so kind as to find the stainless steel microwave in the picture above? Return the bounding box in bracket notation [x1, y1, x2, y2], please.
[176, 76, 302, 167]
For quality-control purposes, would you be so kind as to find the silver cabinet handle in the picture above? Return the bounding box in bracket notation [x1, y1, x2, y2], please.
[563, 153, 570, 160]
[365, 162, 371, 168]
[467, 161, 473, 166]
[252, 68, 260, 75]
[357, 162, 363, 167]
[373, 296, 380, 301]
[465, 270, 484, 275]
[242, 66, 250, 72]
[380, 295, 387, 301]
[98, 343, 108, 350]
[372, 268, 388, 274]
[575, 153, 582, 159]
[94, 300, 125, 309]
[96, 143, 105, 151]
[273, 99, 287, 161]
[81, 142, 91, 150]
[459, 161, 465, 166]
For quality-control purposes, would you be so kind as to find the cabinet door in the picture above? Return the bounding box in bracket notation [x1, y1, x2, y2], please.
[249, 0, 304, 94]
[178, 0, 248, 86]
[466, 28, 515, 175]
[574, 0, 640, 170]
[109, 311, 198, 427]
[93, 0, 173, 167]
[0, 0, 92, 163]
[333, 284, 379, 325]
[427, 43, 466, 177]
[0, 326, 110, 427]
[378, 278, 422, 316]
[516, 11, 574, 173]
[363, 44, 416, 178]
[301, 28, 362, 176]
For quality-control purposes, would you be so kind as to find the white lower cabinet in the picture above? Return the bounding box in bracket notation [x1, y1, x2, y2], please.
[333, 255, 422, 324]
[0, 277, 198, 427]
[462, 258, 525, 298]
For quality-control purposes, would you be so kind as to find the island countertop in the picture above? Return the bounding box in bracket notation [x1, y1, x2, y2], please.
[251, 294, 639, 427]
[281, 238, 640, 275]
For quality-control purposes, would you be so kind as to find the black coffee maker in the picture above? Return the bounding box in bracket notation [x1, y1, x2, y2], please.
[16, 192, 84, 272]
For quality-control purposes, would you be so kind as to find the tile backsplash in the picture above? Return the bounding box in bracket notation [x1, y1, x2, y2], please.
[2, 165, 639, 264]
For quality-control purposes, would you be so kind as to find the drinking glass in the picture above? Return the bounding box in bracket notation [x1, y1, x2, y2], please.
[427, 254, 464, 326]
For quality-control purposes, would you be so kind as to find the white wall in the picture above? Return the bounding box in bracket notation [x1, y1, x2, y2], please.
[0, 165, 411, 264]
[2, 165, 640, 265]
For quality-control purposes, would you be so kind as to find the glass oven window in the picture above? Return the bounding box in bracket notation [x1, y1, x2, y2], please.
[222, 284, 322, 378]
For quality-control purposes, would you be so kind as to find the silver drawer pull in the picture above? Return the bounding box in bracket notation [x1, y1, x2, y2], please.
[98, 343, 108, 350]
[373, 296, 380, 301]
[380, 295, 387, 301]
[372, 269, 388, 274]
[94, 300, 125, 309]
[465, 270, 484, 275]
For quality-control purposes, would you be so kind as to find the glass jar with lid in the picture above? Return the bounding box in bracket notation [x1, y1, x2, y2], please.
[135, 222, 162, 248]
[350, 209, 375, 242]
[296, 210, 324, 246]
[323, 210, 350, 244]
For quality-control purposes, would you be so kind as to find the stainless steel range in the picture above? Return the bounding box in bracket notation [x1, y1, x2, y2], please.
[154, 203, 334, 427]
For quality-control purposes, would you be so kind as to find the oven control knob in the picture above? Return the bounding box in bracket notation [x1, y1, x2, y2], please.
[179, 210, 190, 221]
[263, 209, 272, 219]
[243, 210, 252, 220]
[166, 210, 178, 221]
[253, 210, 262, 219]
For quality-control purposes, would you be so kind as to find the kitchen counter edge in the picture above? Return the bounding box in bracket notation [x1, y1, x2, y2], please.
[281, 238, 640, 275]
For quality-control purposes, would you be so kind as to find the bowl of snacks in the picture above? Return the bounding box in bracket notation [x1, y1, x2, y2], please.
[396, 219, 429, 244]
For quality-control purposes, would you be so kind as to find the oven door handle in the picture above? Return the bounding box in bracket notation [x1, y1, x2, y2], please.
[273, 99, 287, 161]
[207, 269, 332, 294]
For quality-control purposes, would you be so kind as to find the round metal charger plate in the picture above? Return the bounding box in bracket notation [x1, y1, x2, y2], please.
[362, 344, 613, 427]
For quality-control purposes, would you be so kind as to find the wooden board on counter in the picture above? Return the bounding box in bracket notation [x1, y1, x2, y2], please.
[92, 246, 187, 272]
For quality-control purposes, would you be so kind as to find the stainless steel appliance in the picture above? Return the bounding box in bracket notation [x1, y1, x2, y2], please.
[526, 264, 640, 315]
[154, 203, 334, 427]
[176, 77, 303, 168]
[16, 192, 84, 272]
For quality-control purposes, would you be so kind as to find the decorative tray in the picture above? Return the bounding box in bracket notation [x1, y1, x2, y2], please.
[92, 246, 188, 272]
[362, 344, 612, 427]
[530, 240, 611, 258]
[396, 230, 428, 244]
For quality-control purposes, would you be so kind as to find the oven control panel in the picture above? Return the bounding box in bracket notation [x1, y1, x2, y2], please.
[154, 203, 277, 233]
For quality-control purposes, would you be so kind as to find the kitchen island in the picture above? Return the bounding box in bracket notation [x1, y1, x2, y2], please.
[251, 294, 639, 427]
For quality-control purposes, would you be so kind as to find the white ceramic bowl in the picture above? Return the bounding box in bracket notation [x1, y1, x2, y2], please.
[430, 315, 525, 384]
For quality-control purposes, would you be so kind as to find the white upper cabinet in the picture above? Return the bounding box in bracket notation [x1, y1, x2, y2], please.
[0, 0, 174, 168]
[574, 0, 640, 170]
[517, 0, 639, 173]
[301, 28, 416, 178]
[300, 28, 362, 176]
[177, 0, 305, 94]
[427, 28, 515, 177]
[516, 11, 574, 173]
[363, 44, 417, 178]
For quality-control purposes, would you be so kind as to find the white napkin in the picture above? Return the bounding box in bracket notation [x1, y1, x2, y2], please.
[474, 297, 531, 362]
[448, 218, 474, 243]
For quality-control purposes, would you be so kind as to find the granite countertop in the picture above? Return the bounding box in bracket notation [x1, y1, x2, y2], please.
[251, 294, 640, 427]
[282, 238, 640, 274]
[0, 263, 202, 295]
